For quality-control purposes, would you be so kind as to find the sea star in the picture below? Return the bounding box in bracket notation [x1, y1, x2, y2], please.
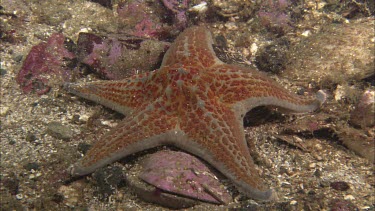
[66, 26, 326, 201]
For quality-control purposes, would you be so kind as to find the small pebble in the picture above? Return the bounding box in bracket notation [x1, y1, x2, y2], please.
[330, 181, 350, 191]
[0, 68, 7, 76]
[224, 22, 238, 30]
[77, 143, 91, 155]
[15, 193, 23, 200]
[52, 193, 65, 204]
[320, 180, 330, 188]
[58, 185, 79, 207]
[47, 121, 74, 141]
[25, 132, 37, 143]
[309, 163, 316, 169]
[314, 143, 323, 151]
[250, 43, 258, 55]
[23, 162, 39, 171]
[13, 55, 23, 62]
[313, 169, 322, 178]
[0, 106, 10, 116]
[344, 195, 355, 200]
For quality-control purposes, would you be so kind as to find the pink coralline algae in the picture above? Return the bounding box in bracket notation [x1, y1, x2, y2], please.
[76, 32, 169, 80]
[162, 0, 190, 30]
[16, 33, 76, 95]
[258, 0, 291, 34]
[117, 0, 161, 38]
[139, 150, 232, 204]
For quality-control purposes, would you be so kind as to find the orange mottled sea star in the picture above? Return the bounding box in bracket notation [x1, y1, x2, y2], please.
[65, 26, 326, 201]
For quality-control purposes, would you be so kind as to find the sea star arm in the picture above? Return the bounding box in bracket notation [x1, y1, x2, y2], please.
[177, 97, 277, 201]
[69, 103, 179, 176]
[161, 26, 223, 68]
[64, 72, 161, 116]
[206, 64, 326, 116]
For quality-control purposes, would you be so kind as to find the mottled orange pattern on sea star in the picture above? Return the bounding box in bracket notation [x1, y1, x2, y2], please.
[66, 26, 325, 201]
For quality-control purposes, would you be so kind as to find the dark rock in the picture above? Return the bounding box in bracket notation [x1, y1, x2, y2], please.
[161, 0, 189, 30]
[51, 193, 65, 204]
[330, 181, 350, 191]
[0, 68, 7, 76]
[77, 143, 91, 155]
[25, 132, 37, 143]
[1, 173, 19, 195]
[23, 162, 40, 171]
[71, 114, 80, 124]
[313, 169, 322, 178]
[255, 39, 289, 74]
[13, 55, 23, 63]
[92, 166, 125, 200]
[8, 140, 16, 145]
[47, 122, 74, 141]
[89, 0, 112, 9]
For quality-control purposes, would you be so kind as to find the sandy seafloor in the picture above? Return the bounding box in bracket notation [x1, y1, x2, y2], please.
[0, 0, 374, 210]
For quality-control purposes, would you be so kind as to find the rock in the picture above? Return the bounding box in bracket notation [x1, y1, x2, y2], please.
[336, 126, 375, 163]
[77, 143, 91, 155]
[212, 0, 257, 20]
[139, 150, 232, 205]
[47, 122, 74, 141]
[23, 162, 39, 171]
[350, 90, 375, 128]
[257, 0, 291, 35]
[330, 181, 350, 191]
[89, 0, 112, 9]
[76, 33, 169, 80]
[92, 166, 125, 200]
[255, 38, 289, 74]
[127, 172, 199, 209]
[161, 0, 189, 30]
[284, 19, 374, 87]
[58, 183, 83, 208]
[0, 106, 9, 116]
[0, 68, 7, 76]
[25, 132, 37, 143]
[16, 33, 76, 95]
[126, 150, 232, 208]
[117, 0, 162, 38]
[330, 199, 358, 211]
[1, 173, 19, 195]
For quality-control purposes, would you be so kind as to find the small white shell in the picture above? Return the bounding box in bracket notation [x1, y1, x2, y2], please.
[189, 2, 208, 13]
